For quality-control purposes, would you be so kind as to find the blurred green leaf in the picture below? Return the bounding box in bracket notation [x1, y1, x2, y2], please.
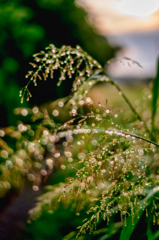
[0, 69, 5, 91]
[62, 231, 76, 240]
[3, 57, 19, 74]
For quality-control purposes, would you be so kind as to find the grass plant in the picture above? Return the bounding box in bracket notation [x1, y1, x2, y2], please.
[1, 45, 159, 239]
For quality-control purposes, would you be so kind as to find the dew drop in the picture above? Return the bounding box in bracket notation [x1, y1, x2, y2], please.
[0, 130, 5, 137]
[40, 169, 47, 176]
[46, 158, 53, 167]
[52, 109, 59, 117]
[32, 185, 39, 191]
[32, 107, 39, 114]
[86, 189, 91, 194]
[27, 174, 35, 181]
[64, 151, 72, 158]
[68, 157, 73, 162]
[21, 109, 28, 116]
[79, 100, 84, 105]
[43, 130, 49, 136]
[98, 102, 102, 107]
[61, 165, 66, 170]
[1, 150, 8, 159]
[91, 139, 98, 146]
[105, 109, 110, 114]
[54, 152, 60, 158]
[138, 149, 144, 156]
[58, 101, 64, 108]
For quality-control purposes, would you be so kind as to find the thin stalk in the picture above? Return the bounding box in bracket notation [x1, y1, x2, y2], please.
[106, 75, 155, 141]
[60, 125, 159, 148]
[118, 130, 159, 148]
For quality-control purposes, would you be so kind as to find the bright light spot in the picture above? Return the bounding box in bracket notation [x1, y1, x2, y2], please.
[52, 109, 59, 117]
[98, 161, 102, 166]
[46, 158, 53, 166]
[139, 149, 144, 156]
[78, 152, 86, 160]
[91, 139, 98, 146]
[28, 145, 34, 153]
[32, 107, 39, 114]
[58, 101, 64, 108]
[18, 123, 27, 132]
[86, 189, 91, 194]
[32, 185, 39, 191]
[66, 135, 73, 143]
[79, 100, 84, 105]
[77, 141, 81, 146]
[40, 169, 47, 176]
[53, 152, 60, 158]
[43, 130, 49, 136]
[71, 109, 77, 115]
[89, 157, 97, 164]
[1, 150, 8, 158]
[27, 174, 35, 181]
[21, 109, 28, 116]
[85, 97, 92, 104]
[68, 157, 73, 162]
[5, 160, 13, 168]
[101, 169, 106, 174]
[87, 176, 93, 182]
[105, 109, 110, 114]
[61, 164, 66, 170]
[117, 0, 159, 17]
[49, 135, 56, 142]
[15, 158, 23, 166]
[64, 151, 72, 158]
[0, 130, 5, 137]
[19, 149, 26, 157]
[63, 142, 68, 147]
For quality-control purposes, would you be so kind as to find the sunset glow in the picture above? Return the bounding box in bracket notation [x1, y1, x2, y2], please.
[76, 0, 159, 34]
[118, 0, 159, 17]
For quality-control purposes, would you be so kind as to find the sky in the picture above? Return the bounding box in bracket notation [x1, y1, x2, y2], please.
[76, 0, 159, 79]
[106, 31, 159, 79]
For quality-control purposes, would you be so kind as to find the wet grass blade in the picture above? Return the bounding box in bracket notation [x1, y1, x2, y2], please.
[147, 212, 153, 240]
[151, 58, 159, 133]
[119, 187, 159, 240]
[154, 229, 159, 240]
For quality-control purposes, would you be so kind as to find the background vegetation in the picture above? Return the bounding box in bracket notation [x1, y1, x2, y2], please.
[0, 0, 115, 126]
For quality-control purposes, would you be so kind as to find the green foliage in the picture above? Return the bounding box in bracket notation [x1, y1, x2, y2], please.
[1, 45, 159, 240]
